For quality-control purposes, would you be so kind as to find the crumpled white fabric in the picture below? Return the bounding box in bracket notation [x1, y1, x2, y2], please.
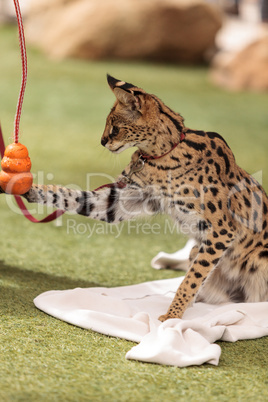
[34, 276, 268, 367]
[151, 238, 196, 270]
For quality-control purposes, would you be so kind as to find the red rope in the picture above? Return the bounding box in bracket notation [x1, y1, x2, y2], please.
[13, 0, 27, 144]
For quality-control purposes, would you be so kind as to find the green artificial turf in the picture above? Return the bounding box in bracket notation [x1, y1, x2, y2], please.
[0, 25, 268, 401]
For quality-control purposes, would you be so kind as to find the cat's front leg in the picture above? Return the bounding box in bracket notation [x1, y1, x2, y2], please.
[23, 183, 160, 223]
[158, 236, 233, 321]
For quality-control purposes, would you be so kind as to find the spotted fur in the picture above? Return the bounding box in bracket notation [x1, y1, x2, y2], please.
[20, 75, 268, 321]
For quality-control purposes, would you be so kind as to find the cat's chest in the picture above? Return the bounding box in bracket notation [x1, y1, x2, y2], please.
[128, 157, 184, 187]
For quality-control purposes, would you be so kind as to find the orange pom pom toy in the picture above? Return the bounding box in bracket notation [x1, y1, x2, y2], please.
[0, 142, 33, 195]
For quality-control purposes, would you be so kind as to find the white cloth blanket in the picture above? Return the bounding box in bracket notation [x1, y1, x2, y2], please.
[34, 276, 268, 367]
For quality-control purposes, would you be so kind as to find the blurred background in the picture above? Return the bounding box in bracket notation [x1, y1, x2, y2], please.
[0, 2, 268, 399]
[1, 0, 268, 90]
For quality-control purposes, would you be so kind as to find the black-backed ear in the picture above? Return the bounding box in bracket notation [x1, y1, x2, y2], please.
[107, 74, 141, 110]
[107, 74, 134, 91]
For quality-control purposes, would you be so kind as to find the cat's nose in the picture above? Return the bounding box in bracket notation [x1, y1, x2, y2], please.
[101, 137, 108, 147]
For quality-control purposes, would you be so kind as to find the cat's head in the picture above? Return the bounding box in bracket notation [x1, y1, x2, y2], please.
[101, 75, 184, 155]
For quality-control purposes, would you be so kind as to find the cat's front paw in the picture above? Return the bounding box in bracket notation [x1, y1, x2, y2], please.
[158, 312, 177, 322]
[158, 309, 184, 322]
[158, 313, 170, 322]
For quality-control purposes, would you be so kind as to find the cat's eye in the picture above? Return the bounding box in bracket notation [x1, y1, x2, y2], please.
[109, 126, 119, 139]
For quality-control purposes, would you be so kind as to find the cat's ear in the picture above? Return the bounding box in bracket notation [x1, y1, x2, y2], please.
[113, 87, 138, 108]
[107, 74, 141, 110]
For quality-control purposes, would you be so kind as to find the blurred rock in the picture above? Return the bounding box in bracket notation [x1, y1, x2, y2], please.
[25, 0, 222, 63]
[0, 0, 29, 23]
[211, 34, 268, 91]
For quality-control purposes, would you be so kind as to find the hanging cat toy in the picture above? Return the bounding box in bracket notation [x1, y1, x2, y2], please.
[0, 0, 143, 222]
[0, 0, 64, 223]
